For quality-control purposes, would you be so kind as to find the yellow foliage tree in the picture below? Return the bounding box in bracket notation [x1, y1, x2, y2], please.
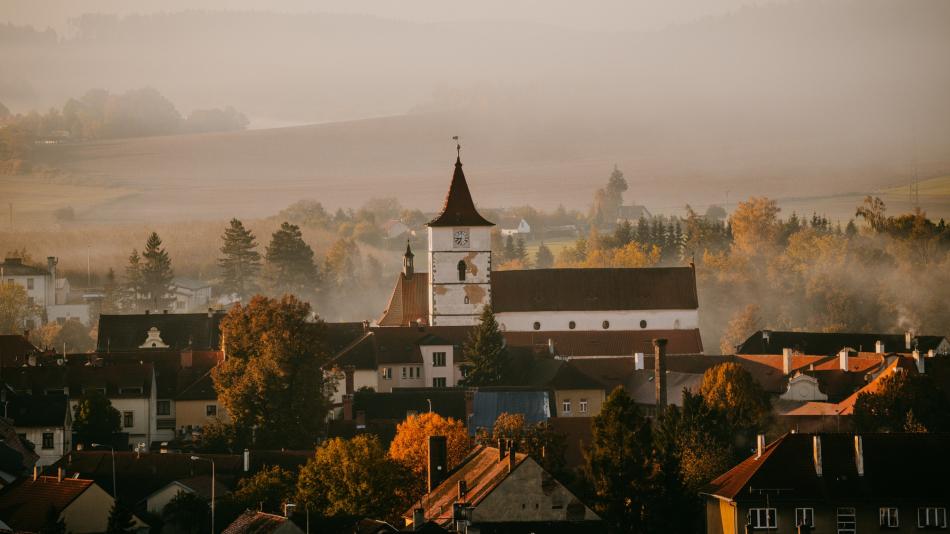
[388, 412, 471, 484]
[729, 197, 781, 256]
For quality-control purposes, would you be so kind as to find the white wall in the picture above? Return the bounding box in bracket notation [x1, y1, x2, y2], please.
[496, 309, 699, 332]
[421, 345, 456, 387]
[47, 304, 91, 326]
[428, 226, 492, 326]
[18, 427, 68, 466]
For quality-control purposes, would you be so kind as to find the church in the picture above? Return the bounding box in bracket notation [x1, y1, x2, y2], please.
[377, 152, 701, 334]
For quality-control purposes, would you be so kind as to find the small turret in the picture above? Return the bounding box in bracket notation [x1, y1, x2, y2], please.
[403, 241, 415, 278]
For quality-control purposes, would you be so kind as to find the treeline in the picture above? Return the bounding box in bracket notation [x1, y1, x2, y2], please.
[0, 87, 247, 173]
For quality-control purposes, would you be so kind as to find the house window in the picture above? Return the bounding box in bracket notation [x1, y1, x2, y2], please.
[27, 278, 34, 290]
[206, 405, 217, 417]
[402, 367, 407, 379]
[639, 319, 647, 329]
[579, 399, 588, 413]
[433, 377, 446, 388]
[533, 321, 541, 330]
[880, 507, 899, 528]
[381, 367, 392, 380]
[42, 432, 54, 449]
[561, 399, 571, 414]
[602, 320, 610, 329]
[123, 411, 134, 428]
[457, 260, 467, 281]
[157, 400, 170, 416]
[748, 508, 776, 529]
[432, 352, 446, 367]
[837, 507, 856, 533]
[568, 321, 576, 330]
[918, 507, 947, 528]
[795, 508, 814, 528]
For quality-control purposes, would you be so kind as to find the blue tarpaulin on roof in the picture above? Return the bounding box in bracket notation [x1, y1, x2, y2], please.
[469, 390, 552, 435]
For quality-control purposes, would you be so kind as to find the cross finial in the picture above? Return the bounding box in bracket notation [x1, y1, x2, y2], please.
[452, 135, 460, 159]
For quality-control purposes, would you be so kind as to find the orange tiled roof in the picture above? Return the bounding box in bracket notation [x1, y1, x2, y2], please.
[0, 476, 95, 532]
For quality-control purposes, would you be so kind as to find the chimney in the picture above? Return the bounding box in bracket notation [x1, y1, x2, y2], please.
[355, 410, 366, 428]
[344, 365, 355, 395]
[412, 509, 425, 530]
[342, 394, 354, 421]
[548, 338, 555, 355]
[457, 479, 467, 501]
[839, 349, 849, 371]
[634, 352, 645, 371]
[905, 331, 913, 350]
[653, 338, 668, 413]
[33, 466, 38, 481]
[762, 330, 771, 344]
[875, 340, 885, 354]
[497, 438, 506, 462]
[913, 350, 925, 374]
[207, 307, 213, 318]
[243, 449, 250, 472]
[508, 440, 517, 473]
[57, 468, 63, 482]
[755, 434, 766, 459]
[854, 435, 864, 476]
[782, 348, 793, 375]
[428, 435, 448, 493]
[812, 436, 823, 477]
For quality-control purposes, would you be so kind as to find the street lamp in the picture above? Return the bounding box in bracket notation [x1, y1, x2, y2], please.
[91, 443, 116, 498]
[191, 456, 215, 534]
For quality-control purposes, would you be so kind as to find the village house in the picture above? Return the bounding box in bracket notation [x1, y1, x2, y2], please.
[175, 369, 228, 432]
[735, 329, 950, 357]
[222, 511, 306, 534]
[0, 333, 41, 367]
[170, 277, 213, 313]
[405, 437, 603, 532]
[0, 256, 91, 327]
[0, 470, 145, 534]
[5, 392, 71, 466]
[144, 474, 230, 516]
[702, 433, 950, 534]
[498, 217, 531, 237]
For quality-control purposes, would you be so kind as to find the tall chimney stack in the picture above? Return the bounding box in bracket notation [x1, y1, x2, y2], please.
[839, 349, 849, 371]
[913, 350, 925, 374]
[428, 435, 448, 493]
[854, 435, 864, 476]
[653, 338, 668, 413]
[812, 435, 823, 477]
[875, 340, 885, 354]
[755, 434, 766, 459]
[782, 348, 793, 375]
[905, 331, 913, 351]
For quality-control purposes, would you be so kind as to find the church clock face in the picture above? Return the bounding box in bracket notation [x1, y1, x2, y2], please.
[453, 228, 470, 248]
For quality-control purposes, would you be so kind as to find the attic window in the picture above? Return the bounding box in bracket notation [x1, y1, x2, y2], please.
[640, 320, 647, 329]
[533, 321, 541, 331]
[568, 321, 576, 330]
[602, 320, 610, 330]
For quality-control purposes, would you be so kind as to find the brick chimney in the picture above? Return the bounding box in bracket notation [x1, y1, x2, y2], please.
[342, 394, 353, 421]
[343, 365, 355, 395]
[428, 435, 448, 493]
[854, 435, 864, 476]
[812, 435, 823, 477]
[782, 348, 793, 375]
[755, 434, 766, 459]
[653, 338, 668, 413]
[838, 349, 849, 371]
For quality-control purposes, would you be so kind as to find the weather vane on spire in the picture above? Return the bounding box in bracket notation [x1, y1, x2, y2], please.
[453, 135, 460, 158]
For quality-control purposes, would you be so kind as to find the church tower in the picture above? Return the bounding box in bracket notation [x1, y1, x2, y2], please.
[427, 150, 494, 326]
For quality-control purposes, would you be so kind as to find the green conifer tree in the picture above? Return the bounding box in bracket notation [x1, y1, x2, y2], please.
[460, 306, 509, 387]
[140, 232, 174, 310]
[264, 222, 318, 296]
[122, 250, 144, 312]
[218, 218, 262, 299]
[535, 242, 554, 269]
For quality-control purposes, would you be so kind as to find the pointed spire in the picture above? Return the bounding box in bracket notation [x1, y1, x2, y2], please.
[403, 240, 414, 277]
[427, 144, 494, 227]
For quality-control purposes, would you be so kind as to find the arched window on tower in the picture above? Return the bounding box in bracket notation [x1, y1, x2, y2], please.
[457, 260, 467, 281]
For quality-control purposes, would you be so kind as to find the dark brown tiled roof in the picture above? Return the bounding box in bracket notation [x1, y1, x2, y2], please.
[332, 326, 473, 367]
[0, 476, 95, 532]
[97, 312, 226, 352]
[504, 329, 704, 357]
[175, 369, 218, 401]
[3, 363, 154, 398]
[703, 433, 950, 502]
[490, 267, 698, 312]
[7, 394, 68, 427]
[736, 330, 950, 356]
[427, 157, 494, 227]
[0, 335, 41, 366]
[377, 273, 429, 327]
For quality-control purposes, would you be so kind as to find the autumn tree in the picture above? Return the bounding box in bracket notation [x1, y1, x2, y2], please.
[0, 283, 38, 334]
[460, 306, 509, 387]
[853, 371, 950, 433]
[218, 218, 261, 299]
[478, 413, 568, 479]
[212, 295, 333, 449]
[298, 435, 413, 522]
[855, 195, 888, 233]
[388, 412, 471, 495]
[264, 222, 318, 296]
[729, 197, 781, 256]
[699, 363, 771, 454]
[585, 387, 656, 533]
[140, 232, 175, 310]
[72, 391, 121, 447]
[718, 303, 762, 355]
[590, 165, 628, 226]
[227, 465, 295, 515]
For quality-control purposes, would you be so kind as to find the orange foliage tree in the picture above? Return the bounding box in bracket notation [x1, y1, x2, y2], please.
[388, 412, 471, 490]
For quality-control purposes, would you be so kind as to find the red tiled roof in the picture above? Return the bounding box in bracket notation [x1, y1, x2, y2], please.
[427, 157, 494, 227]
[378, 273, 429, 327]
[0, 476, 95, 532]
[408, 446, 528, 527]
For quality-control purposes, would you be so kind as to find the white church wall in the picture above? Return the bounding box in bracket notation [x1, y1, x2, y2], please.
[496, 309, 699, 332]
[430, 252, 491, 284]
[428, 227, 492, 251]
[431, 284, 489, 320]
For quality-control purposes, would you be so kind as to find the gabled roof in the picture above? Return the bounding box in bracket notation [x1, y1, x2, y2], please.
[7, 393, 68, 427]
[409, 446, 528, 526]
[427, 157, 494, 227]
[97, 312, 226, 352]
[171, 277, 211, 290]
[223, 511, 302, 534]
[377, 273, 429, 327]
[0, 335, 41, 366]
[330, 326, 472, 367]
[3, 363, 154, 398]
[352, 389, 467, 421]
[703, 433, 950, 502]
[0, 476, 96, 532]
[150, 475, 229, 502]
[736, 330, 950, 356]
[0, 258, 49, 277]
[491, 267, 698, 312]
[175, 369, 218, 401]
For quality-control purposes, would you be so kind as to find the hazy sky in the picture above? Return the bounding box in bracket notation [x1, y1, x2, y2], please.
[3, 0, 780, 33]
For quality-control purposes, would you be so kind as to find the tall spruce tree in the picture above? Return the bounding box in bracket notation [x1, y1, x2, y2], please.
[460, 306, 509, 387]
[218, 218, 262, 299]
[264, 222, 317, 296]
[535, 242, 554, 268]
[514, 237, 528, 264]
[122, 250, 144, 312]
[140, 232, 174, 310]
